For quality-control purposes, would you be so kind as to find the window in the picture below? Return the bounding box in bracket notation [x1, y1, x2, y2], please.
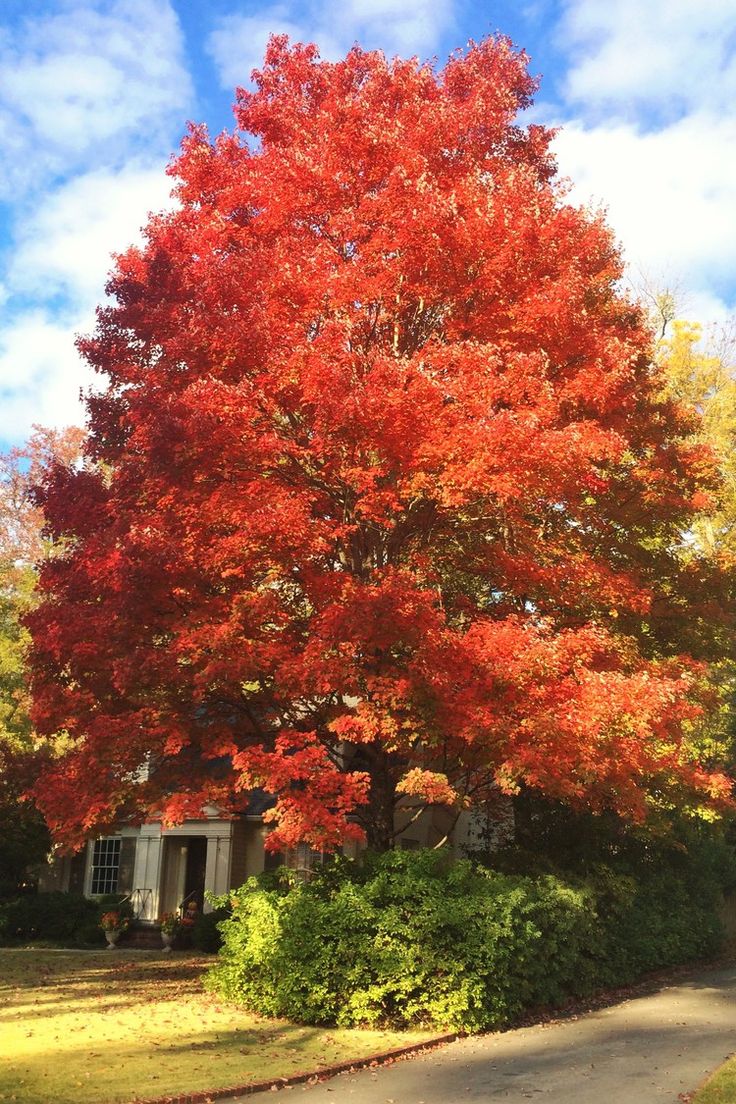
[90, 837, 121, 895]
[294, 842, 324, 871]
[284, 843, 325, 881]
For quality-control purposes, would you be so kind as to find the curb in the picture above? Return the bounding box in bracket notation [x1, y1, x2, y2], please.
[129, 1033, 459, 1104]
[677, 1048, 736, 1103]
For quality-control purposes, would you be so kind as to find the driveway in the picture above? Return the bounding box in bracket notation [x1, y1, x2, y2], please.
[244, 965, 736, 1103]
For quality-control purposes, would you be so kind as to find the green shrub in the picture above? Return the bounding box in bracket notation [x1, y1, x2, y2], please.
[0, 891, 135, 946]
[207, 847, 726, 1032]
[0, 892, 100, 944]
[72, 916, 107, 946]
[91, 893, 134, 918]
[496, 814, 733, 985]
[590, 863, 722, 983]
[192, 905, 231, 953]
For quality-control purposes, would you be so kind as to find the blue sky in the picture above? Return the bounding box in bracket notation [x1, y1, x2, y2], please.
[0, 0, 735, 447]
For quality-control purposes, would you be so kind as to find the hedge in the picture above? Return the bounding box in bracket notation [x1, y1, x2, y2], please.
[207, 847, 726, 1031]
[0, 891, 133, 946]
[191, 904, 231, 953]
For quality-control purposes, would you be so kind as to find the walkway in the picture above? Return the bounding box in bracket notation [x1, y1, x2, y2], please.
[245, 965, 736, 1103]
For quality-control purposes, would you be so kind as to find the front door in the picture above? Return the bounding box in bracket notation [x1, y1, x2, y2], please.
[160, 836, 207, 917]
[184, 836, 207, 912]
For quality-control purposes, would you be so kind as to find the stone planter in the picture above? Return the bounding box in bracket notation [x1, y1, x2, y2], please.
[161, 931, 175, 953]
[104, 930, 121, 949]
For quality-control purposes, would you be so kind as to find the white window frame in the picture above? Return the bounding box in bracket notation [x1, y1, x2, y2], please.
[87, 836, 122, 896]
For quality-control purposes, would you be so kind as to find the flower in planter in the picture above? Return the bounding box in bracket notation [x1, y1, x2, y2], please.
[180, 901, 198, 929]
[159, 913, 181, 936]
[99, 910, 128, 932]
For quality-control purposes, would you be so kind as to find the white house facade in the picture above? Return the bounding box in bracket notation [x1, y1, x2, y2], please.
[39, 811, 271, 919]
[38, 796, 514, 918]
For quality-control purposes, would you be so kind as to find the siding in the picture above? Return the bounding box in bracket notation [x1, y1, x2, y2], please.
[66, 850, 87, 894]
[229, 819, 250, 889]
[230, 820, 269, 886]
[117, 837, 137, 894]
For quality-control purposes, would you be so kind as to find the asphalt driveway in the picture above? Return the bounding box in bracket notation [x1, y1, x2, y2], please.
[245, 965, 736, 1103]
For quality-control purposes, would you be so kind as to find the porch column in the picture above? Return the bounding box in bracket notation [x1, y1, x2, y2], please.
[131, 831, 163, 920]
[204, 833, 232, 912]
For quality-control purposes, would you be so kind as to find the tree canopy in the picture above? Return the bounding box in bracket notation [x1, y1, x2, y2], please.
[0, 426, 84, 889]
[28, 36, 733, 852]
[658, 319, 736, 560]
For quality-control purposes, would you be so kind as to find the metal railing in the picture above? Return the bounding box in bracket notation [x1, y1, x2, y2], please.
[178, 889, 202, 920]
[120, 887, 153, 920]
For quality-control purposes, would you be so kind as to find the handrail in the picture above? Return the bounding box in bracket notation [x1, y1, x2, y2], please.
[178, 889, 200, 916]
[127, 887, 153, 920]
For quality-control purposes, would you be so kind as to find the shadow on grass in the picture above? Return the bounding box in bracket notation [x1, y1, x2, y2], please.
[2, 947, 405, 1104]
[0, 951, 214, 1022]
[1, 1019, 358, 1104]
[2, 1011, 731, 1104]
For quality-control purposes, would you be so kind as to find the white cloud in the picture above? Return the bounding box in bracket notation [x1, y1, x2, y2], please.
[207, 6, 343, 89]
[0, 312, 95, 440]
[0, 0, 192, 194]
[334, 0, 455, 55]
[559, 0, 736, 118]
[680, 287, 733, 327]
[550, 0, 736, 323]
[0, 160, 178, 443]
[8, 164, 175, 309]
[0, 0, 191, 444]
[553, 112, 736, 304]
[207, 0, 456, 90]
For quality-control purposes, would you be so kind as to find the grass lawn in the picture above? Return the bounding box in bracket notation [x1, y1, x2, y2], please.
[0, 948, 434, 1104]
[693, 1056, 736, 1103]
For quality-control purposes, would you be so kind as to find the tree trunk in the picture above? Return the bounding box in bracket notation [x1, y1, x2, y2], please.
[362, 746, 398, 852]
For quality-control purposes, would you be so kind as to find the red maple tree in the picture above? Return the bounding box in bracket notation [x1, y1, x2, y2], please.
[28, 37, 732, 851]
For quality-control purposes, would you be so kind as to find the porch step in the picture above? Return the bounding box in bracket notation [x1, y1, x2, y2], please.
[120, 923, 163, 950]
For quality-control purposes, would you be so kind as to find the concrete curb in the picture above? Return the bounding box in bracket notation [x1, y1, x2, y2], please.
[677, 1048, 736, 1102]
[129, 1033, 459, 1104]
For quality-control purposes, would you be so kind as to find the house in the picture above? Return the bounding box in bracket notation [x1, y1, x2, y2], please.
[38, 795, 514, 920]
[37, 795, 274, 920]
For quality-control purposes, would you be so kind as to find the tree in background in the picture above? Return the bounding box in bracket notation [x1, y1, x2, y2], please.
[658, 319, 736, 559]
[0, 427, 84, 893]
[651, 316, 736, 793]
[28, 37, 733, 854]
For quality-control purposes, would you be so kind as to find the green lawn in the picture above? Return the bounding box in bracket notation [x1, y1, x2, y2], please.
[0, 949, 433, 1104]
[693, 1055, 736, 1103]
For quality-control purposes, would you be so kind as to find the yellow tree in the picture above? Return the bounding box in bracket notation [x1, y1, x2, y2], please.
[656, 317, 736, 790]
[658, 319, 736, 558]
[0, 426, 84, 893]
